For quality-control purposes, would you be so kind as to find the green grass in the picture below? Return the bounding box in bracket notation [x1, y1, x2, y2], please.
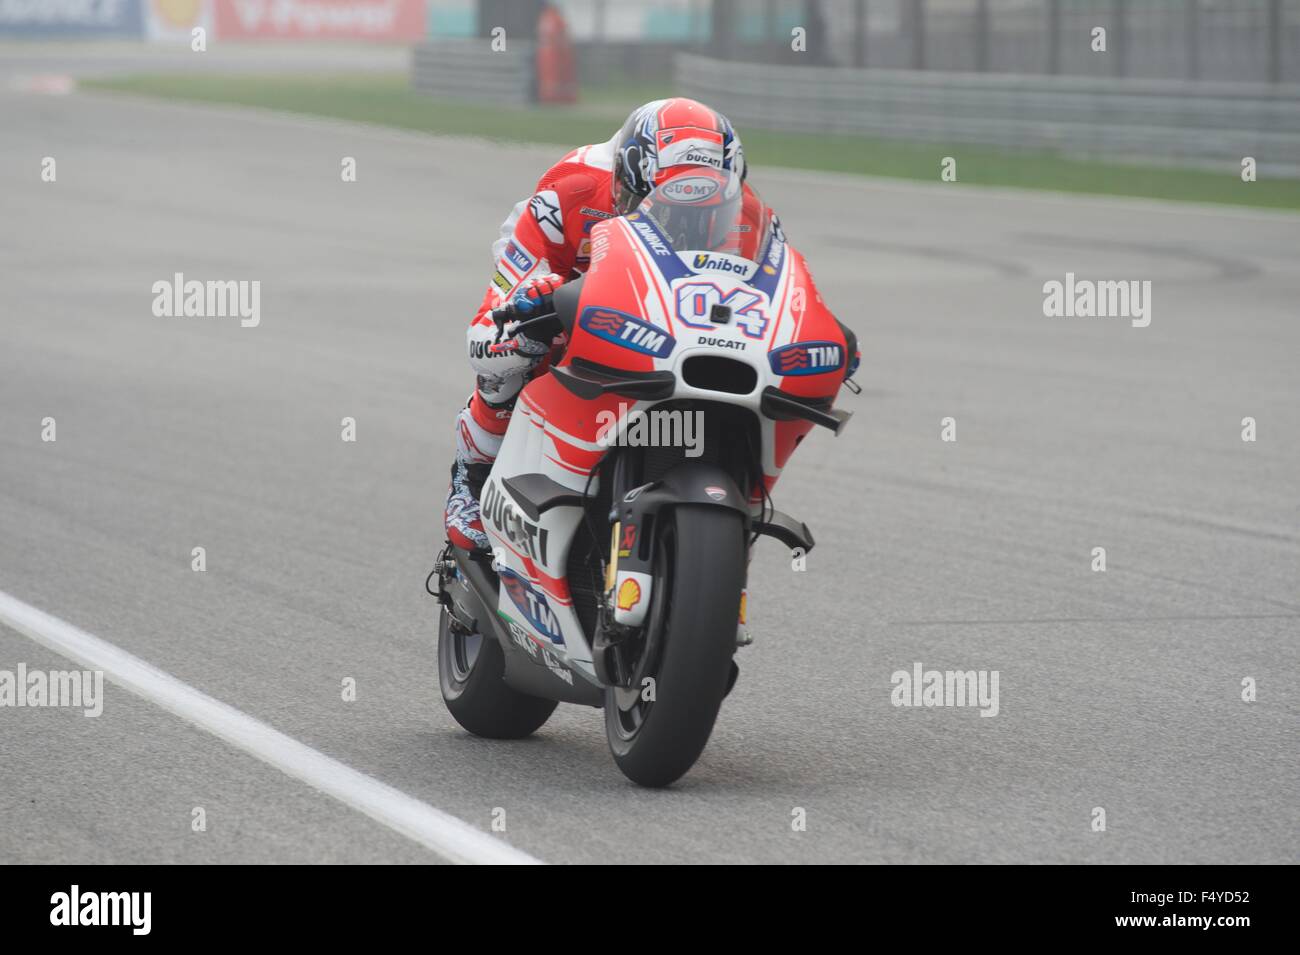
[83, 72, 1300, 211]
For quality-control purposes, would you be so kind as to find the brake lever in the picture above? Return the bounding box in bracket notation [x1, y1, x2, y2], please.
[503, 312, 563, 341]
[489, 304, 517, 342]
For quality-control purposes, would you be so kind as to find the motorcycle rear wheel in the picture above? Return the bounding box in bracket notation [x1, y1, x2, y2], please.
[604, 505, 744, 787]
[438, 608, 557, 739]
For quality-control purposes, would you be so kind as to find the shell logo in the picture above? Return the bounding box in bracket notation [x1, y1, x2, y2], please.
[616, 578, 641, 612]
[152, 0, 204, 28]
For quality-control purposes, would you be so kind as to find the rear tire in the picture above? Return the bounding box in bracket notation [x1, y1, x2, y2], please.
[604, 505, 744, 787]
[438, 609, 557, 739]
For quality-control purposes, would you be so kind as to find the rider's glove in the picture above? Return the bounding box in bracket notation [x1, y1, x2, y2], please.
[489, 325, 552, 358]
[489, 273, 565, 357]
[510, 272, 564, 318]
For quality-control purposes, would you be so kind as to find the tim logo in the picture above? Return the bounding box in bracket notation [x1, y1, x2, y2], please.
[499, 567, 564, 645]
[579, 306, 675, 358]
[504, 241, 534, 274]
[769, 341, 843, 376]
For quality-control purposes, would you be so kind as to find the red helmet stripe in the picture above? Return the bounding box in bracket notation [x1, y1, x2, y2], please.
[656, 98, 719, 132]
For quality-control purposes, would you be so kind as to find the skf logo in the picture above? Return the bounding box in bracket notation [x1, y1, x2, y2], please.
[580, 306, 675, 358]
[509, 621, 538, 658]
[769, 341, 843, 376]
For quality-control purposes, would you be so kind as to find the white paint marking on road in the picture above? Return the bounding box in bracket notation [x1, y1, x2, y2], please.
[0, 589, 543, 866]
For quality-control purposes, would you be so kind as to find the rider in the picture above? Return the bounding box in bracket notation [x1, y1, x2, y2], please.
[445, 97, 768, 551]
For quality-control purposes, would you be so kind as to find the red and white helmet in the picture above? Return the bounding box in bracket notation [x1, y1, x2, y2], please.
[611, 98, 747, 216]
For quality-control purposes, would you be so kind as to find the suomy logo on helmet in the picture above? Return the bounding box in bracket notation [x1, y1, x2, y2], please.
[661, 176, 720, 204]
[580, 306, 675, 358]
[769, 341, 844, 376]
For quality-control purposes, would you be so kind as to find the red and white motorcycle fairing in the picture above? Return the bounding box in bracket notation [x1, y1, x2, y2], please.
[480, 198, 850, 687]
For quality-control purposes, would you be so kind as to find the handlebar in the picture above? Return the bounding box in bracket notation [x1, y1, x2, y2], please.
[490, 303, 564, 343]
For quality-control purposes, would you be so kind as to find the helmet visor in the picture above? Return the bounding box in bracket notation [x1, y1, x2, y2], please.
[635, 170, 765, 259]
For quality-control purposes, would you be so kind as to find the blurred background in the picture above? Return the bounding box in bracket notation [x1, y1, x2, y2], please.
[3, 0, 1299, 204]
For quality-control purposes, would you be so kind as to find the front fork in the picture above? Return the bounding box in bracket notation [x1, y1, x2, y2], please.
[590, 456, 752, 688]
[591, 452, 649, 688]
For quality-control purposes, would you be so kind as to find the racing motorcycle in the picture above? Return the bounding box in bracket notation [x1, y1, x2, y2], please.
[434, 169, 856, 787]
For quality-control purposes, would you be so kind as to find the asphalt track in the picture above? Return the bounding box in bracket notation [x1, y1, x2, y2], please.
[1, 80, 1297, 864]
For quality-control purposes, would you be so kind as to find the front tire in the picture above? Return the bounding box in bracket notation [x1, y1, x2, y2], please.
[438, 609, 557, 739]
[605, 505, 744, 787]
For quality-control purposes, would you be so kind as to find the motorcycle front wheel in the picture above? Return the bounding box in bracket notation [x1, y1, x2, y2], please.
[604, 504, 744, 787]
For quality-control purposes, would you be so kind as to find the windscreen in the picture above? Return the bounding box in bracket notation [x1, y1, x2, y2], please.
[634, 170, 771, 263]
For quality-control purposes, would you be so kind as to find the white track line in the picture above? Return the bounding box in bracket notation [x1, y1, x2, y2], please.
[0, 589, 543, 866]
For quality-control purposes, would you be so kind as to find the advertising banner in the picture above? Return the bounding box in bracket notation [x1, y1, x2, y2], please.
[144, 0, 212, 41]
[0, 0, 145, 37]
[212, 0, 425, 41]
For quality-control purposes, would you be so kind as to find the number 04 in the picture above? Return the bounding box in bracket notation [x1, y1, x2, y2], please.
[674, 282, 769, 338]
